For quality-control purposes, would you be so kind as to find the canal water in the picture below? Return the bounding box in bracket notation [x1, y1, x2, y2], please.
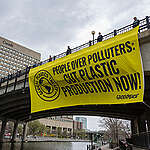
[1, 142, 90, 150]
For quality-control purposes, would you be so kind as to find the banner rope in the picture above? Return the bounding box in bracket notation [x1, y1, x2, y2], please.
[143, 101, 150, 109]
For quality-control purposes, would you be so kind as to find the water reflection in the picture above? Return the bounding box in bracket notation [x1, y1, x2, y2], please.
[0, 143, 2, 150]
[0, 142, 90, 150]
[20, 143, 24, 150]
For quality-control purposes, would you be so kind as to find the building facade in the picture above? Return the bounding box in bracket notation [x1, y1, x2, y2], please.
[75, 117, 87, 129]
[73, 120, 83, 130]
[38, 116, 74, 136]
[0, 36, 41, 78]
[0, 36, 75, 138]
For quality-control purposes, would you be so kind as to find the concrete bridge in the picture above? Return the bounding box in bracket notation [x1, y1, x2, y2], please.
[0, 16, 150, 148]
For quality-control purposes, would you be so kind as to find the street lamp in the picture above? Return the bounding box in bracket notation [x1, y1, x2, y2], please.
[91, 31, 95, 45]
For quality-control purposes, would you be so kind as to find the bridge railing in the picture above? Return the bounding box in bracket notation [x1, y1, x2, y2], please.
[0, 16, 150, 95]
[0, 67, 30, 95]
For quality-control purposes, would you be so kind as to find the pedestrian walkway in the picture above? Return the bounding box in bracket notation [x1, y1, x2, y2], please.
[101, 144, 147, 150]
[132, 146, 147, 150]
[101, 144, 113, 150]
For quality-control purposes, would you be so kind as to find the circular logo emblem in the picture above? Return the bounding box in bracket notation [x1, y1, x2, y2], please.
[34, 70, 60, 102]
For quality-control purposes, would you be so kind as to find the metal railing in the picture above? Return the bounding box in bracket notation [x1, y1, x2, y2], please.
[0, 16, 150, 95]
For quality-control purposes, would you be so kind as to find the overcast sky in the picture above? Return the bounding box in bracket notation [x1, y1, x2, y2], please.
[0, 0, 149, 130]
[0, 0, 149, 60]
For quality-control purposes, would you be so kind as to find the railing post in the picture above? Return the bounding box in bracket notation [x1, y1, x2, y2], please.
[89, 40, 92, 47]
[14, 73, 18, 91]
[114, 30, 117, 36]
[23, 69, 28, 89]
[146, 16, 150, 29]
[53, 56, 56, 60]
[5, 75, 9, 94]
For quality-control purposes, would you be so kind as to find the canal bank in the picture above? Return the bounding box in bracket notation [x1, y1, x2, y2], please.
[26, 136, 90, 142]
[3, 136, 90, 143]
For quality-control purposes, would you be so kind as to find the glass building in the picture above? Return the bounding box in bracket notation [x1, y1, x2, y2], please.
[75, 117, 87, 129]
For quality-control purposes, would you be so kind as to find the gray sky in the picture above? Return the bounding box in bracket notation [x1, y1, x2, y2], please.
[0, 0, 150, 130]
[0, 0, 149, 60]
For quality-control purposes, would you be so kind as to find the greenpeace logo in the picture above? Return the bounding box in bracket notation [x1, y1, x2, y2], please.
[34, 70, 60, 102]
[116, 94, 139, 100]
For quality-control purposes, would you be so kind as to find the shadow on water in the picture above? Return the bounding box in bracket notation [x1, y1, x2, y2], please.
[0, 142, 24, 150]
[10, 143, 15, 150]
[20, 142, 24, 150]
[0, 143, 2, 150]
[10, 142, 24, 150]
[11, 142, 24, 150]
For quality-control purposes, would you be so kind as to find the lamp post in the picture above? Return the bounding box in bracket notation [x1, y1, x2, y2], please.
[91, 31, 95, 45]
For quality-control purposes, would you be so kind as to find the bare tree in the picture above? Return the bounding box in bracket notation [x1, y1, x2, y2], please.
[98, 117, 131, 145]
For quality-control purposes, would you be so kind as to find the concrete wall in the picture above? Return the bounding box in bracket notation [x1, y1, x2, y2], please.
[38, 118, 73, 130]
[139, 29, 150, 71]
[140, 42, 150, 71]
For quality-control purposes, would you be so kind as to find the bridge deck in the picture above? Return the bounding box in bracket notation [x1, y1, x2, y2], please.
[0, 16, 150, 122]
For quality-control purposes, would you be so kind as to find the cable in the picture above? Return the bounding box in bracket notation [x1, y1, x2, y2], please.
[143, 101, 150, 109]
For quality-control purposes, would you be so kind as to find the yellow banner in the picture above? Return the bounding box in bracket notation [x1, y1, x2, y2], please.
[29, 26, 144, 113]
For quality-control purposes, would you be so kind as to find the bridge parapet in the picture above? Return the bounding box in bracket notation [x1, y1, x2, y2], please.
[0, 16, 150, 96]
[0, 68, 29, 95]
